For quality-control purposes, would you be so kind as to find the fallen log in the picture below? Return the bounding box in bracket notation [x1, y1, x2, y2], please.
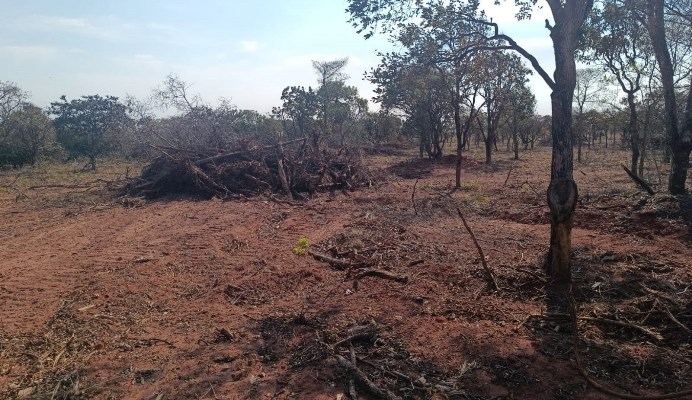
[621, 164, 655, 195]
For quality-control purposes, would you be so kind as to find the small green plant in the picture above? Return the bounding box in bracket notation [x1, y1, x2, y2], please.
[292, 237, 310, 255]
[464, 180, 478, 191]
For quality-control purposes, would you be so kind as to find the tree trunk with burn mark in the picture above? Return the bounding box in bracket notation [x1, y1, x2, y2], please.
[544, 0, 591, 281]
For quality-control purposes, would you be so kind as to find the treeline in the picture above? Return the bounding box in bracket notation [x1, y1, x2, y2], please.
[0, 60, 403, 170]
[357, 0, 691, 190]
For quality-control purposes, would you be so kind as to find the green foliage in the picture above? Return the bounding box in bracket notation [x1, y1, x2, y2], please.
[49, 95, 131, 170]
[0, 104, 56, 168]
[0, 82, 56, 168]
[363, 111, 402, 143]
[292, 237, 310, 255]
[275, 59, 369, 149]
[275, 86, 319, 139]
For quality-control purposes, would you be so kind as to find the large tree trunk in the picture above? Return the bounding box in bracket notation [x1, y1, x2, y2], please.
[645, 0, 691, 194]
[547, 85, 578, 282]
[545, 1, 588, 282]
[627, 92, 640, 176]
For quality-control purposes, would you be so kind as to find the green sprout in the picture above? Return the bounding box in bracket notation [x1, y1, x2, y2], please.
[292, 237, 310, 255]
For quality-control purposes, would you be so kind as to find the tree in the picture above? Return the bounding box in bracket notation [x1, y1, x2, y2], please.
[0, 82, 51, 167]
[348, 0, 595, 281]
[230, 109, 282, 143]
[0, 104, 55, 167]
[370, 60, 453, 159]
[398, 1, 488, 185]
[504, 82, 537, 160]
[362, 111, 403, 144]
[275, 86, 319, 141]
[313, 59, 368, 150]
[475, 51, 533, 164]
[50, 95, 130, 170]
[586, 2, 652, 173]
[152, 74, 204, 113]
[0, 81, 28, 129]
[150, 75, 250, 150]
[629, 0, 692, 193]
[573, 69, 607, 163]
[276, 59, 368, 151]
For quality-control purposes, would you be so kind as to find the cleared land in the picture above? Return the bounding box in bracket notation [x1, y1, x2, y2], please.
[0, 146, 690, 399]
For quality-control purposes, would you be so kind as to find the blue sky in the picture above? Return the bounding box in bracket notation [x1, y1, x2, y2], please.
[0, 0, 555, 115]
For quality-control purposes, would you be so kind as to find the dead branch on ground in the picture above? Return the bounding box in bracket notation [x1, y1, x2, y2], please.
[503, 163, 514, 187]
[455, 207, 500, 292]
[353, 268, 409, 284]
[335, 355, 402, 400]
[579, 316, 664, 342]
[308, 250, 371, 270]
[621, 164, 656, 195]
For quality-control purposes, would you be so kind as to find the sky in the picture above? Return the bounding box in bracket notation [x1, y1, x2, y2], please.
[0, 0, 555, 115]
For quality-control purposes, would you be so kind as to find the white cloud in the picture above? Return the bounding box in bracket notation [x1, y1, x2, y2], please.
[130, 54, 165, 69]
[21, 16, 125, 41]
[0, 45, 58, 61]
[239, 40, 259, 53]
[12, 15, 188, 46]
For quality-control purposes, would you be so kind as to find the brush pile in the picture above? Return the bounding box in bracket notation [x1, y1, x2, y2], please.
[123, 139, 378, 199]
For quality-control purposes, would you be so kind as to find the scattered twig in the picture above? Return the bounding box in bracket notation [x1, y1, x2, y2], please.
[308, 250, 370, 270]
[503, 163, 514, 187]
[216, 327, 235, 342]
[26, 183, 101, 190]
[516, 267, 547, 282]
[406, 259, 424, 267]
[621, 164, 656, 195]
[411, 179, 419, 216]
[334, 333, 377, 350]
[349, 344, 358, 400]
[0, 173, 21, 189]
[193, 137, 306, 166]
[579, 316, 663, 342]
[356, 357, 418, 386]
[137, 338, 176, 348]
[335, 355, 402, 400]
[549, 311, 664, 342]
[333, 320, 378, 349]
[353, 268, 408, 284]
[148, 143, 177, 160]
[514, 314, 540, 332]
[658, 303, 692, 335]
[455, 207, 500, 292]
[640, 284, 681, 306]
[519, 181, 541, 198]
[569, 292, 692, 400]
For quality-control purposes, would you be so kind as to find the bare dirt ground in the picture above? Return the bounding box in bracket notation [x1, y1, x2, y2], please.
[0, 147, 690, 400]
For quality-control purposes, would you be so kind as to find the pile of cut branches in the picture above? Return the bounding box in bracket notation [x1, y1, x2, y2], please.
[122, 139, 377, 199]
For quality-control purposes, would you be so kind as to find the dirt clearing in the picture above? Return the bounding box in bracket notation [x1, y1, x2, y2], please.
[1, 148, 690, 399]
